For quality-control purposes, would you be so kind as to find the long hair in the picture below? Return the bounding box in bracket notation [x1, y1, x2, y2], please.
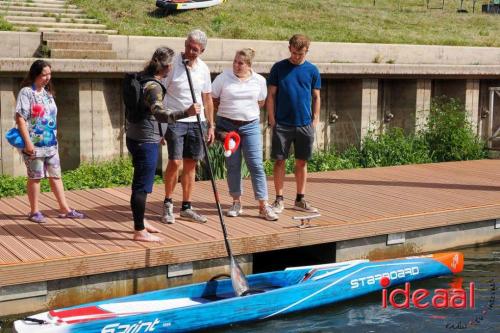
[20, 59, 55, 96]
[143, 47, 175, 76]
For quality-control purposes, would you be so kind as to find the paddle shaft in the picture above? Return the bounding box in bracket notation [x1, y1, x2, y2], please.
[181, 60, 237, 261]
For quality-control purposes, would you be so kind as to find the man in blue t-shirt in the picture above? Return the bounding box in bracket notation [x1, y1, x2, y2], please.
[266, 34, 321, 214]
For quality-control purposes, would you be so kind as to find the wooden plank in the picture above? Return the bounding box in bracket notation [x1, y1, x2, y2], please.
[0, 160, 499, 286]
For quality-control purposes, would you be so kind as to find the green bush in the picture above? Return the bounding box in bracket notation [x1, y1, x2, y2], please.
[0, 16, 14, 31]
[62, 157, 137, 190]
[196, 142, 250, 181]
[423, 97, 487, 162]
[0, 98, 487, 199]
[0, 157, 144, 198]
[359, 128, 431, 167]
[0, 175, 26, 197]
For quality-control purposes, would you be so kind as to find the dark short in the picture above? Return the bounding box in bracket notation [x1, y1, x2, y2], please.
[126, 137, 159, 193]
[165, 121, 206, 161]
[271, 123, 315, 161]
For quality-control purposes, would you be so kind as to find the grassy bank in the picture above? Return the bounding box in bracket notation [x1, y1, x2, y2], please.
[68, 0, 500, 46]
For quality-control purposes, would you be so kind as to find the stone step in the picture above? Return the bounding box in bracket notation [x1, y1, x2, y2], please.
[42, 31, 110, 42]
[0, 9, 87, 18]
[16, 26, 118, 34]
[0, 1, 78, 9]
[0, 5, 83, 13]
[46, 40, 112, 50]
[5, 15, 98, 23]
[6, 19, 107, 29]
[50, 49, 117, 59]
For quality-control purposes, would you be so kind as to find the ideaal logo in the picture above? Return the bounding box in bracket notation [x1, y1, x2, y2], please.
[380, 277, 496, 329]
[381, 278, 475, 309]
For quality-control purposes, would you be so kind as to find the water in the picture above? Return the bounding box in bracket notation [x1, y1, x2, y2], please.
[212, 244, 499, 333]
[1, 244, 498, 332]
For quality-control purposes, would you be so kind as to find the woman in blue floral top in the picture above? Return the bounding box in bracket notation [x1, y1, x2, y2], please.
[15, 60, 84, 223]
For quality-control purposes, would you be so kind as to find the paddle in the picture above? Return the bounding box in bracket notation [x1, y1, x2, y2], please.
[182, 58, 250, 297]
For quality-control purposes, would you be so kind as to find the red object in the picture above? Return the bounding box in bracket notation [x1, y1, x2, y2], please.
[380, 276, 391, 288]
[32, 104, 45, 118]
[224, 131, 240, 156]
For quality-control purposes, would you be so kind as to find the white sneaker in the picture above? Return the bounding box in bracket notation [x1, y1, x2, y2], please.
[227, 201, 243, 217]
[180, 208, 207, 223]
[259, 205, 279, 221]
[271, 199, 284, 214]
[161, 201, 175, 224]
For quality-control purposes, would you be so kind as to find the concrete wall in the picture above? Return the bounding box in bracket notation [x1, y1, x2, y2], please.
[2, 31, 500, 65]
[336, 220, 500, 262]
[1, 31, 500, 175]
[111, 35, 500, 65]
[0, 254, 252, 317]
[2, 74, 500, 175]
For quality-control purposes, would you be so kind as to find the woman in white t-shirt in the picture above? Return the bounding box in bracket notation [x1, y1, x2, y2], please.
[212, 49, 278, 221]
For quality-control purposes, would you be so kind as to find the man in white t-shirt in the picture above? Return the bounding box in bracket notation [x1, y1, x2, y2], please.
[162, 29, 215, 224]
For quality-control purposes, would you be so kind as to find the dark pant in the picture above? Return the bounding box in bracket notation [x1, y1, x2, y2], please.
[126, 137, 159, 231]
[271, 123, 315, 161]
[165, 121, 206, 160]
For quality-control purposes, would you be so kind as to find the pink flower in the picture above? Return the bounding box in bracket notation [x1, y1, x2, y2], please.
[32, 104, 45, 118]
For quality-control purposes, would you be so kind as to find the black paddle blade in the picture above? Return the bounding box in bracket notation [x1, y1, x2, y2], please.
[230, 256, 250, 296]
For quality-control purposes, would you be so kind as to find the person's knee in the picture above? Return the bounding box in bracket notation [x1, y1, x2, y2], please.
[183, 159, 197, 171]
[295, 159, 307, 168]
[167, 159, 182, 170]
[275, 159, 286, 167]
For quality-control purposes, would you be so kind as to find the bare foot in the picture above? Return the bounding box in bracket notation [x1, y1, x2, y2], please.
[143, 219, 161, 233]
[133, 230, 161, 242]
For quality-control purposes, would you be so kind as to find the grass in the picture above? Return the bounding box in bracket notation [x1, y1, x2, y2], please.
[0, 15, 14, 31]
[66, 0, 500, 46]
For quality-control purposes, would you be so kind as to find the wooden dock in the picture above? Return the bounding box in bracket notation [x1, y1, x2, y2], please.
[1, 159, 500, 287]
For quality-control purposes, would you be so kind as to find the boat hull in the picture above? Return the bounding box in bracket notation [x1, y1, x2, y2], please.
[14, 252, 463, 333]
[156, 0, 226, 11]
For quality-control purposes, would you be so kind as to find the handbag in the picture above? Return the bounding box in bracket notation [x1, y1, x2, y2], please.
[5, 127, 25, 149]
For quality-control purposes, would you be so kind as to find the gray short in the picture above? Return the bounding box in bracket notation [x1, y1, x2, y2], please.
[165, 121, 206, 161]
[271, 123, 315, 161]
[22, 151, 62, 179]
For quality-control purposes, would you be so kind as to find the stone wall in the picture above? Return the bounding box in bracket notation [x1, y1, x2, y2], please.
[1, 32, 500, 175]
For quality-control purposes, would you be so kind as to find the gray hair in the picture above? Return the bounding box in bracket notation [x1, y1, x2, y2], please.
[187, 29, 208, 49]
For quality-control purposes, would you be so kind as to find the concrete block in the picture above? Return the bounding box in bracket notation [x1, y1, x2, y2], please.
[126, 36, 223, 61]
[330, 79, 362, 150]
[18, 31, 41, 57]
[127, 36, 184, 60]
[0, 78, 25, 176]
[336, 220, 500, 262]
[42, 32, 109, 43]
[78, 79, 93, 163]
[0, 281, 47, 302]
[54, 78, 80, 171]
[466, 79, 480, 134]
[108, 35, 128, 60]
[0, 31, 20, 57]
[361, 78, 380, 139]
[46, 41, 113, 51]
[221, 38, 288, 62]
[50, 49, 117, 59]
[415, 79, 432, 132]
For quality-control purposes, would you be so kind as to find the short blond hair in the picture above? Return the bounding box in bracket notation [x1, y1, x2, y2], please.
[289, 34, 310, 50]
[235, 48, 256, 66]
